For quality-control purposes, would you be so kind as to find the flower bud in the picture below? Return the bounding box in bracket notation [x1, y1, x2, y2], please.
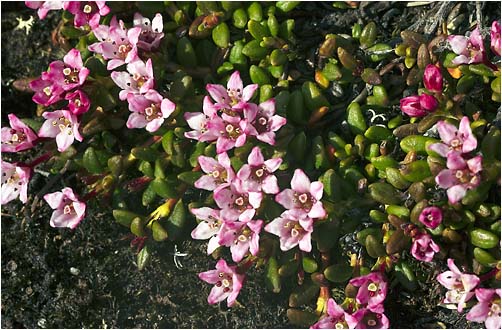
[400, 95, 427, 117]
[423, 64, 443, 92]
[419, 93, 438, 112]
[491, 20, 501, 57]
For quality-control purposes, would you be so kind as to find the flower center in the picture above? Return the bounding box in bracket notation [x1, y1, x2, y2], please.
[83, 4, 93, 14]
[43, 86, 52, 96]
[223, 123, 241, 140]
[294, 192, 315, 211]
[216, 273, 233, 292]
[6, 129, 26, 145]
[144, 103, 162, 121]
[63, 204, 75, 215]
[233, 194, 250, 212]
[254, 115, 269, 134]
[250, 165, 269, 183]
[52, 116, 73, 136]
[118, 44, 132, 60]
[227, 87, 242, 106]
[63, 67, 79, 84]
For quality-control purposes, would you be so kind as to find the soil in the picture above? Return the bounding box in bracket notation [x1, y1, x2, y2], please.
[1, 2, 498, 328]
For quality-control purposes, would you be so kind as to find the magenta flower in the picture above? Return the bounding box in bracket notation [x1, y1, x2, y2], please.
[190, 207, 224, 254]
[399, 94, 438, 117]
[264, 209, 314, 252]
[218, 219, 263, 262]
[429, 117, 477, 158]
[195, 153, 235, 193]
[38, 110, 83, 152]
[435, 154, 482, 204]
[448, 26, 485, 65]
[43, 187, 86, 229]
[345, 306, 389, 329]
[1, 113, 38, 152]
[206, 114, 249, 154]
[349, 272, 388, 309]
[133, 13, 164, 51]
[126, 90, 176, 132]
[198, 259, 245, 307]
[466, 288, 501, 329]
[184, 96, 219, 142]
[1, 161, 31, 205]
[64, 1, 110, 29]
[111, 59, 155, 100]
[25, 1, 64, 19]
[214, 180, 262, 222]
[88, 17, 141, 70]
[423, 64, 443, 93]
[65, 89, 91, 115]
[237, 147, 282, 194]
[275, 169, 326, 219]
[418, 206, 442, 229]
[491, 20, 501, 56]
[411, 233, 440, 262]
[310, 298, 352, 329]
[437, 258, 480, 312]
[206, 71, 258, 110]
[44, 48, 90, 91]
[249, 99, 287, 145]
[29, 76, 65, 106]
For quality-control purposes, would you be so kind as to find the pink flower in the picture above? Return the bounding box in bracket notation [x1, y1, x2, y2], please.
[43, 187, 86, 229]
[206, 71, 258, 110]
[198, 259, 245, 307]
[399, 94, 438, 117]
[64, 1, 110, 29]
[38, 110, 83, 152]
[1, 161, 31, 205]
[237, 147, 282, 194]
[218, 219, 263, 262]
[436, 258, 480, 312]
[264, 209, 314, 252]
[429, 117, 477, 158]
[423, 64, 443, 93]
[190, 207, 224, 254]
[249, 99, 287, 145]
[345, 306, 389, 329]
[418, 206, 442, 229]
[448, 26, 485, 65]
[25, 1, 64, 19]
[65, 89, 90, 115]
[466, 288, 501, 329]
[206, 113, 250, 154]
[311, 298, 353, 329]
[88, 17, 141, 70]
[349, 272, 388, 309]
[126, 90, 175, 132]
[111, 59, 155, 100]
[29, 76, 64, 106]
[275, 169, 326, 219]
[184, 96, 219, 142]
[44, 48, 90, 91]
[133, 13, 164, 51]
[1, 113, 38, 152]
[435, 154, 482, 204]
[195, 153, 235, 192]
[491, 21, 501, 56]
[214, 180, 262, 222]
[411, 233, 440, 262]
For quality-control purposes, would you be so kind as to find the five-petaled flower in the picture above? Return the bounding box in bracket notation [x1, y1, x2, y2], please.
[218, 219, 263, 262]
[206, 71, 258, 110]
[64, 1, 110, 29]
[349, 272, 388, 309]
[1, 113, 38, 153]
[310, 298, 353, 329]
[44, 48, 90, 91]
[436, 258, 480, 312]
[466, 288, 501, 329]
[126, 90, 176, 132]
[195, 153, 235, 193]
[447, 26, 485, 65]
[43, 187, 86, 229]
[38, 110, 83, 152]
[345, 306, 390, 329]
[418, 206, 443, 229]
[275, 169, 326, 219]
[264, 209, 314, 252]
[190, 207, 224, 255]
[411, 233, 440, 262]
[1, 160, 31, 205]
[214, 179, 262, 222]
[429, 117, 477, 158]
[198, 259, 245, 307]
[133, 13, 164, 51]
[237, 147, 282, 194]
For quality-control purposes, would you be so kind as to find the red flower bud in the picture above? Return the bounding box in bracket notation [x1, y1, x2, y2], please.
[423, 64, 443, 92]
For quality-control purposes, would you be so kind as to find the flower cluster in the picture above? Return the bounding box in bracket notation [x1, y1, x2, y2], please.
[185, 71, 287, 153]
[90, 14, 174, 132]
[429, 116, 482, 204]
[25, 1, 110, 28]
[400, 64, 442, 117]
[311, 272, 389, 329]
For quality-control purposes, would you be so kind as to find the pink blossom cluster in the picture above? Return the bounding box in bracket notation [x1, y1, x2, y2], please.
[437, 259, 480, 312]
[184, 71, 287, 153]
[25, 1, 110, 29]
[409, 206, 442, 262]
[88, 14, 174, 132]
[400, 64, 442, 118]
[311, 272, 389, 329]
[446, 21, 500, 63]
[28, 48, 89, 152]
[429, 116, 482, 204]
